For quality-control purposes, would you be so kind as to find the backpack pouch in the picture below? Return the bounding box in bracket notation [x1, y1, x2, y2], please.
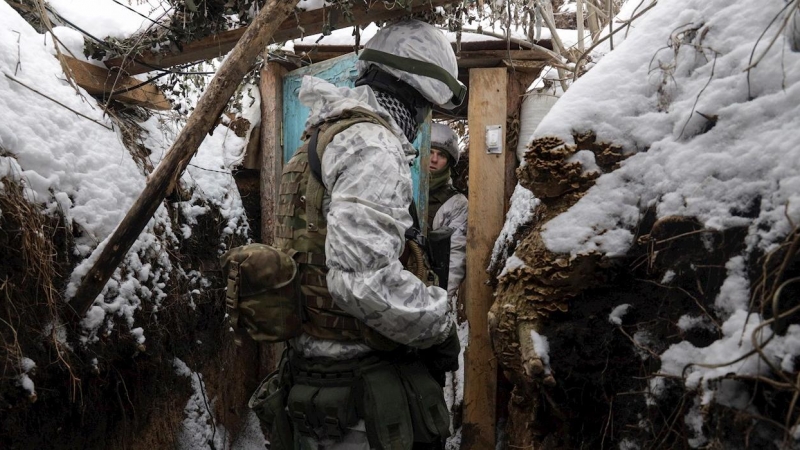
[220, 244, 302, 342]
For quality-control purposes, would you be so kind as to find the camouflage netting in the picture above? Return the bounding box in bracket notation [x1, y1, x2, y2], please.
[492, 134, 800, 449]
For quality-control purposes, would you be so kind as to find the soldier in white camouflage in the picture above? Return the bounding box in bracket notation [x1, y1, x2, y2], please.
[247, 20, 468, 450]
[428, 123, 468, 303]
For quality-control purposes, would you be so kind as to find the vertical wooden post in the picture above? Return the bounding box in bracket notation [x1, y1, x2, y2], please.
[257, 60, 287, 378]
[259, 61, 287, 246]
[462, 68, 508, 449]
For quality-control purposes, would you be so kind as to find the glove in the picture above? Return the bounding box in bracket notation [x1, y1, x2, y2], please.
[418, 324, 460, 385]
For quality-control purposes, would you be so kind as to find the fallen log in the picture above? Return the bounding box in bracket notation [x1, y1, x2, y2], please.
[69, 0, 300, 318]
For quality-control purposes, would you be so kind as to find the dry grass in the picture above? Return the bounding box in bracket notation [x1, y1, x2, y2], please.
[0, 167, 77, 406]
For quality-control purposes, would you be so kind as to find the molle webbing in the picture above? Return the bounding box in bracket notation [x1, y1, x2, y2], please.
[275, 110, 392, 342]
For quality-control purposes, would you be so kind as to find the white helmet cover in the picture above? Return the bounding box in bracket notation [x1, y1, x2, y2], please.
[431, 123, 460, 165]
[357, 20, 463, 108]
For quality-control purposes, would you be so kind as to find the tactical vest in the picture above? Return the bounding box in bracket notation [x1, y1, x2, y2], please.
[274, 108, 402, 350]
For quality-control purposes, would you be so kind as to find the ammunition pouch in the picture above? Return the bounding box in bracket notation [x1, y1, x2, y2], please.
[287, 356, 362, 442]
[398, 361, 451, 443]
[283, 352, 451, 449]
[249, 353, 294, 450]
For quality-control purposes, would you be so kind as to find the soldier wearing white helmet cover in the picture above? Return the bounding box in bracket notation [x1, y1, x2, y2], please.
[246, 20, 467, 450]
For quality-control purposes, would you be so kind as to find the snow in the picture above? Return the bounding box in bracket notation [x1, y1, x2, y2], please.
[656, 309, 800, 401]
[17, 356, 36, 396]
[530, 330, 552, 375]
[172, 358, 268, 449]
[714, 255, 750, 317]
[173, 358, 228, 450]
[47, 0, 171, 40]
[532, 0, 800, 258]
[608, 303, 632, 325]
[677, 315, 715, 333]
[1, 1, 247, 342]
[491, 184, 540, 268]
[497, 0, 800, 438]
[660, 269, 675, 284]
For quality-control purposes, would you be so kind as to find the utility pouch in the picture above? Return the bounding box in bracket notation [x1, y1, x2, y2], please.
[397, 361, 451, 443]
[287, 357, 361, 442]
[249, 366, 293, 449]
[361, 364, 414, 450]
[220, 244, 302, 343]
[427, 227, 453, 290]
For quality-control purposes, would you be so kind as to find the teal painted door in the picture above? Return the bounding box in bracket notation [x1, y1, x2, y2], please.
[282, 53, 431, 233]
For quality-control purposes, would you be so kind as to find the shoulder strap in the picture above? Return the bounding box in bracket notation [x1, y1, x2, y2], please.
[306, 108, 394, 185]
[308, 126, 323, 185]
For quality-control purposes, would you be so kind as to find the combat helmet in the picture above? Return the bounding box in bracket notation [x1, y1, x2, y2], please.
[356, 20, 466, 112]
[431, 123, 460, 165]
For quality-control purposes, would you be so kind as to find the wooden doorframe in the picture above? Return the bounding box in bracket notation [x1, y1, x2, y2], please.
[461, 66, 534, 448]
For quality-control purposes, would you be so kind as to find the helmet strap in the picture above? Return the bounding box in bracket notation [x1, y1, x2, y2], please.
[358, 48, 467, 107]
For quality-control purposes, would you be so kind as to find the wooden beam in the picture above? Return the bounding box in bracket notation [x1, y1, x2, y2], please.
[257, 61, 287, 377]
[105, 0, 453, 76]
[462, 68, 508, 449]
[259, 61, 286, 246]
[292, 49, 549, 69]
[63, 56, 171, 110]
[70, 0, 300, 318]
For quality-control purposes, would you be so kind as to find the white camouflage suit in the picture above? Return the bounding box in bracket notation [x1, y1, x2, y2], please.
[289, 75, 455, 449]
[432, 193, 467, 299]
[428, 115, 468, 303]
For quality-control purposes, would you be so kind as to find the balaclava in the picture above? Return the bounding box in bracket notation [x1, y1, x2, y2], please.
[373, 88, 419, 143]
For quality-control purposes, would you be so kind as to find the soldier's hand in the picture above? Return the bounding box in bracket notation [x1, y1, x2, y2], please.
[419, 324, 460, 383]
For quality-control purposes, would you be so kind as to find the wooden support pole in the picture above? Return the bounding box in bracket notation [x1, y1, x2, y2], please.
[105, 0, 452, 76]
[258, 61, 287, 377]
[70, 0, 300, 318]
[462, 67, 508, 449]
[259, 61, 287, 246]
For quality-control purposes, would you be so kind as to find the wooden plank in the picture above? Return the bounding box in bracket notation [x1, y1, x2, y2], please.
[294, 40, 542, 54]
[462, 68, 508, 449]
[105, 0, 453, 76]
[63, 56, 171, 110]
[259, 61, 286, 246]
[258, 61, 288, 375]
[70, 0, 300, 318]
[290, 48, 551, 68]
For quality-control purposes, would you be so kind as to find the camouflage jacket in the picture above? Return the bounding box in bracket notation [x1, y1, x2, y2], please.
[291, 76, 453, 360]
[431, 188, 468, 300]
